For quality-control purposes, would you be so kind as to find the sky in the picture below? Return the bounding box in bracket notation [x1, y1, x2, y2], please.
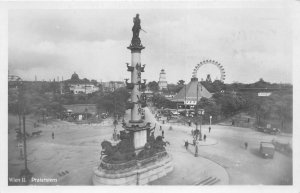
[8, 5, 293, 84]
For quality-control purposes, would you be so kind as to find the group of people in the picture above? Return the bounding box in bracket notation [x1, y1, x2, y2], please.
[190, 126, 211, 141]
[185, 126, 213, 157]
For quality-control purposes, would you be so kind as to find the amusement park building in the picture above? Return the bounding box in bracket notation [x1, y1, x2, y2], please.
[158, 69, 168, 90]
[172, 77, 212, 109]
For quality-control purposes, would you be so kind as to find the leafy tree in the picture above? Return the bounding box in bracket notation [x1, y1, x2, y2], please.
[151, 93, 176, 109]
[197, 97, 221, 123]
[177, 80, 185, 86]
[148, 81, 159, 92]
[96, 88, 130, 117]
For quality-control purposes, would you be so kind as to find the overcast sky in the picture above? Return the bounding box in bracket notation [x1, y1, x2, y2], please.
[8, 6, 293, 84]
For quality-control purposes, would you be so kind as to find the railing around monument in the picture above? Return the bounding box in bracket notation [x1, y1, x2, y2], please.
[100, 159, 137, 171]
[137, 151, 168, 167]
[100, 151, 168, 171]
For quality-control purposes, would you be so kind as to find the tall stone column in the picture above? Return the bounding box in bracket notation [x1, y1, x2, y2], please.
[124, 14, 149, 151]
[130, 51, 141, 121]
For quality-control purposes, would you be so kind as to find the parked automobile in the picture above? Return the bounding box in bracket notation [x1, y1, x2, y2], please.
[260, 142, 275, 158]
[257, 126, 280, 135]
[101, 113, 109, 119]
[171, 111, 180, 116]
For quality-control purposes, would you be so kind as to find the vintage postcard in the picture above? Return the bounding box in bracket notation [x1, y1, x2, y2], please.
[1, 1, 300, 193]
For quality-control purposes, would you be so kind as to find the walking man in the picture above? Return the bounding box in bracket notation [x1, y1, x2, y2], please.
[204, 134, 206, 142]
[52, 132, 54, 140]
[185, 140, 189, 150]
[209, 126, 211, 133]
[162, 130, 164, 138]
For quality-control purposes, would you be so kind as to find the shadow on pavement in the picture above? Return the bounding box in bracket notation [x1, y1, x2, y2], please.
[249, 147, 262, 158]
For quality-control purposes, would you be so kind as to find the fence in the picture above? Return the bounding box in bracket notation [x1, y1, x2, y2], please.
[100, 151, 168, 171]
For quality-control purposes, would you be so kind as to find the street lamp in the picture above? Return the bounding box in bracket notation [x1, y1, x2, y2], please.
[195, 81, 204, 140]
[198, 109, 205, 140]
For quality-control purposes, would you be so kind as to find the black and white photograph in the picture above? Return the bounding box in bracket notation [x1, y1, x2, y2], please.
[1, 0, 300, 192]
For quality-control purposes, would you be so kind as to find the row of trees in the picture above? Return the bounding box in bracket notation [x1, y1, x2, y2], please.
[149, 79, 292, 133]
[8, 81, 131, 121]
[8, 82, 66, 117]
[96, 88, 130, 118]
[147, 80, 185, 94]
[244, 91, 293, 132]
[8, 78, 292, 132]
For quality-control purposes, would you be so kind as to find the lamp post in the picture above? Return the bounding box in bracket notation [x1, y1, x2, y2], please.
[113, 83, 118, 141]
[198, 109, 205, 141]
[85, 107, 88, 121]
[195, 81, 199, 140]
[184, 84, 187, 115]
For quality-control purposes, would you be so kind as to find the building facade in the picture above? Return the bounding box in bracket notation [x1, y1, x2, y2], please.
[172, 77, 212, 110]
[158, 69, 167, 90]
[66, 72, 99, 94]
[69, 84, 99, 94]
[101, 81, 125, 92]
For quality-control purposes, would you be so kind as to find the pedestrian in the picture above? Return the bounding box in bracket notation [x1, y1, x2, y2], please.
[162, 130, 164, 138]
[195, 140, 199, 157]
[244, 142, 248, 149]
[209, 126, 211, 133]
[52, 132, 54, 140]
[160, 126, 162, 131]
[185, 140, 189, 150]
[204, 134, 206, 141]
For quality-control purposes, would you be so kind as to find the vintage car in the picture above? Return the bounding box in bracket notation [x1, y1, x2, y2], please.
[260, 142, 275, 158]
[257, 126, 280, 135]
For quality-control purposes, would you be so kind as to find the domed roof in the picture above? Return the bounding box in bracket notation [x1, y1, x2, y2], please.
[71, 72, 80, 82]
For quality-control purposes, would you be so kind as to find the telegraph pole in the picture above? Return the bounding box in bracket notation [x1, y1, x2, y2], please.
[19, 78, 33, 184]
[9, 75, 33, 184]
[113, 82, 118, 141]
[184, 84, 187, 114]
[196, 82, 199, 140]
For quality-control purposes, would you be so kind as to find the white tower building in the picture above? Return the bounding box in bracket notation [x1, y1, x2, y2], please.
[158, 69, 167, 90]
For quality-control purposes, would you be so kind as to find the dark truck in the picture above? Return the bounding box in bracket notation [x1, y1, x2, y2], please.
[260, 142, 275, 158]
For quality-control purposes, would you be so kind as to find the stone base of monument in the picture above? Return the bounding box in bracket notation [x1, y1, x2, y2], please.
[93, 152, 173, 185]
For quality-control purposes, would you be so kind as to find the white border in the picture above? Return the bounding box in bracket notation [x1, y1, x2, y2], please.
[1, 1, 299, 193]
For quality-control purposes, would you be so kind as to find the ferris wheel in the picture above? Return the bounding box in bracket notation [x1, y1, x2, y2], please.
[192, 59, 226, 82]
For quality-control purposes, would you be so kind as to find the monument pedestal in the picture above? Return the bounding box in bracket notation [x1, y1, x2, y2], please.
[93, 153, 173, 185]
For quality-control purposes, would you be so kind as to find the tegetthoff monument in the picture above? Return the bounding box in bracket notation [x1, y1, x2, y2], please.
[93, 14, 173, 185]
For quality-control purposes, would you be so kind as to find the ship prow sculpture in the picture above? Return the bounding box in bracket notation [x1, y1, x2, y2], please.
[93, 14, 173, 185]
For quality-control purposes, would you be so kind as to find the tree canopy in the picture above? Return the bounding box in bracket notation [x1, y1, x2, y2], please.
[148, 81, 159, 92]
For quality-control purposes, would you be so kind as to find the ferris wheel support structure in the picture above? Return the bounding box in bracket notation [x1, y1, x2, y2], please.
[192, 59, 226, 82]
